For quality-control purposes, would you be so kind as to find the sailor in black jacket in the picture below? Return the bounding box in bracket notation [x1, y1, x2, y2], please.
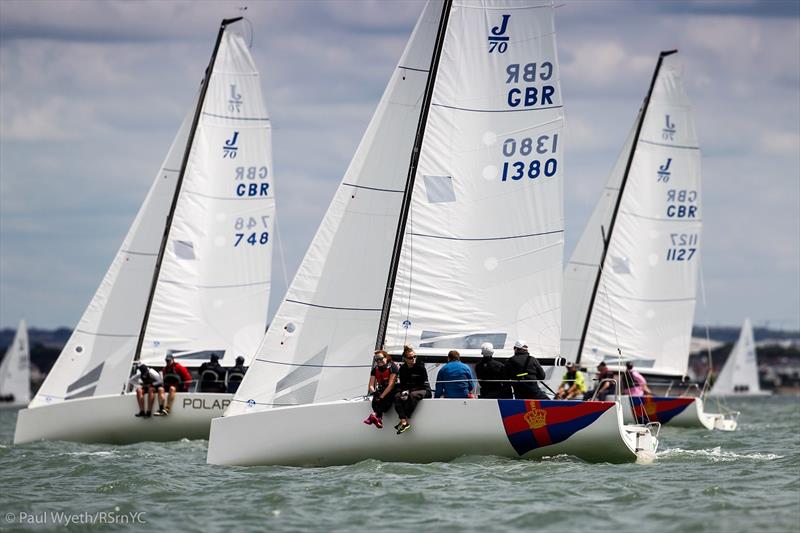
[504, 340, 548, 400]
[393, 346, 431, 434]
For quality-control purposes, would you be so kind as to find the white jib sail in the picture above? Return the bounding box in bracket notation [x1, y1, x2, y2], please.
[570, 54, 701, 376]
[140, 28, 274, 367]
[0, 320, 30, 405]
[385, 0, 564, 358]
[31, 112, 191, 407]
[710, 318, 762, 395]
[227, 1, 445, 416]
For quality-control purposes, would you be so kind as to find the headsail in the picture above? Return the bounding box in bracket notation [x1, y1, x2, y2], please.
[383, 0, 564, 357]
[0, 319, 30, 406]
[562, 52, 701, 377]
[31, 19, 273, 407]
[227, 0, 446, 415]
[709, 318, 762, 396]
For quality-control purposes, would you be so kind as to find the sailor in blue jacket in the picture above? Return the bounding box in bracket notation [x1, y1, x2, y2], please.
[434, 350, 476, 398]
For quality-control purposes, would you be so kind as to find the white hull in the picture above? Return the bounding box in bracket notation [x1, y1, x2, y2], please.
[619, 395, 738, 432]
[207, 399, 658, 466]
[14, 393, 231, 445]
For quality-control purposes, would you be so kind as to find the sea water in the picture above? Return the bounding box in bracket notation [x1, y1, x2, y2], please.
[1, 396, 798, 532]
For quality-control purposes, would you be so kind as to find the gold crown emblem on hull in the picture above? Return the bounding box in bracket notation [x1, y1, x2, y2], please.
[524, 407, 547, 430]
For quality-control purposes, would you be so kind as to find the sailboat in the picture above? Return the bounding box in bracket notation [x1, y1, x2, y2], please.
[207, 0, 657, 467]
[708, 318, 770, 397]
[14, 17, 275, 444]
[560, 50, 736, 432]
[0, 320, 31, 409]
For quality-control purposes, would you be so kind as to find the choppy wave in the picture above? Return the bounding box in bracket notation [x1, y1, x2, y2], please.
[1, 396, 798, 532]
[658, 446, 784, 461]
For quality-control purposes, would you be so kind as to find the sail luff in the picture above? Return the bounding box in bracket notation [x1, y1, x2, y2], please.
[574, 49, 677, 364]
[375, 0, 454, 351]
[132, 17, 243, 365]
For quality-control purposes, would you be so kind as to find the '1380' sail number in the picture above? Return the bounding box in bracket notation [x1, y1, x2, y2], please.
[500, 133, 558, 182]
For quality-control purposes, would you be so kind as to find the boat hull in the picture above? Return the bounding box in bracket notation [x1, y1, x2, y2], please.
[14, 392, 231, 445]
[619, 395, 738, 431]
[207, 398, 656, 466]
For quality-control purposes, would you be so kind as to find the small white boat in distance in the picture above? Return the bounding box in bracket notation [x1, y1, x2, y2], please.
[0, 320, 31, 409]
[208, 0, 657, 467]
[15, 17, 275, 445]
[708, 318, 771, 397]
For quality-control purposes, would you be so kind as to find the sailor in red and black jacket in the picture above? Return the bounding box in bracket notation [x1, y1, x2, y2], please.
[155, 354, 193, 416]
[363, 350, 399, 429]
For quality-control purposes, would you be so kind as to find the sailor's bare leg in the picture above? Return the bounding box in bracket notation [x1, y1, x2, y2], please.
[146, 387, 155, 413]
[157, 386, 166, 410]
[136, 387, 145, 412]
[167, 385, 177, 411]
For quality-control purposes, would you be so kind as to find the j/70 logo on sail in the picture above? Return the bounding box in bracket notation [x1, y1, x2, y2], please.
[488, 14, 510, 53]
[662, 115, 676, 141]
[228, 84, 243, 113]
[223, 131, 239, 158]
[657, 158, 672, 182]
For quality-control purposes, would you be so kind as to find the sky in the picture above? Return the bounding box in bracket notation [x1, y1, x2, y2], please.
[0, 0, 798, 332]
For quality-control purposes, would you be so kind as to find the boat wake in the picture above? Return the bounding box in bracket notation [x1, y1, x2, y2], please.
[657, 446, 783, 462]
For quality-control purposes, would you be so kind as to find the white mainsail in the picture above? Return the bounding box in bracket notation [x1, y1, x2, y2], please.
[140, 30, 274, 367]
[229, 0, 563, 415]
[30, 20, 273, 407]
[0, 320, 30, 406]
[709, 318, 765, 396]
[385, 0, 564, 357]
[227, 0, 444, 416]
[562, 52, 701, 377]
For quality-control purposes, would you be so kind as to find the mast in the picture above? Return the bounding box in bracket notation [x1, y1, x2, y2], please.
[132, 17, 244, 365]
[375, 0, 453, 351]
[574, 49, 677, 364]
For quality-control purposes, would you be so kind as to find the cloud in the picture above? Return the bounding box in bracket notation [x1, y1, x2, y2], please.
[0, 0, 798, 330]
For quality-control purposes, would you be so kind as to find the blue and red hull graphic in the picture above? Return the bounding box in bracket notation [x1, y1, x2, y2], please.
[629, 396, 694, 425]
[498, 400, 614, 456]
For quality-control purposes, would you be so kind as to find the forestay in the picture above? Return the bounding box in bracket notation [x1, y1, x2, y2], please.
[227, 1, 444, 416]
[0, 320, 30, 405]
[140, 30, 274, 367]
[565, 54, 701, 376]
[710, 318, 762, 395]
[31, 21, 273, 407]
[384, 0, 564, 357]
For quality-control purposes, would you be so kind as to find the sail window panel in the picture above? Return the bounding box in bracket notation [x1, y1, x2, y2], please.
[174, 240, 196, 260]
[423, 174, 456, 203]
[275, 348, 327, 394]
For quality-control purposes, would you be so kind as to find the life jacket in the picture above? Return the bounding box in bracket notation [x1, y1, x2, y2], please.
[374, 365, 392, 390]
